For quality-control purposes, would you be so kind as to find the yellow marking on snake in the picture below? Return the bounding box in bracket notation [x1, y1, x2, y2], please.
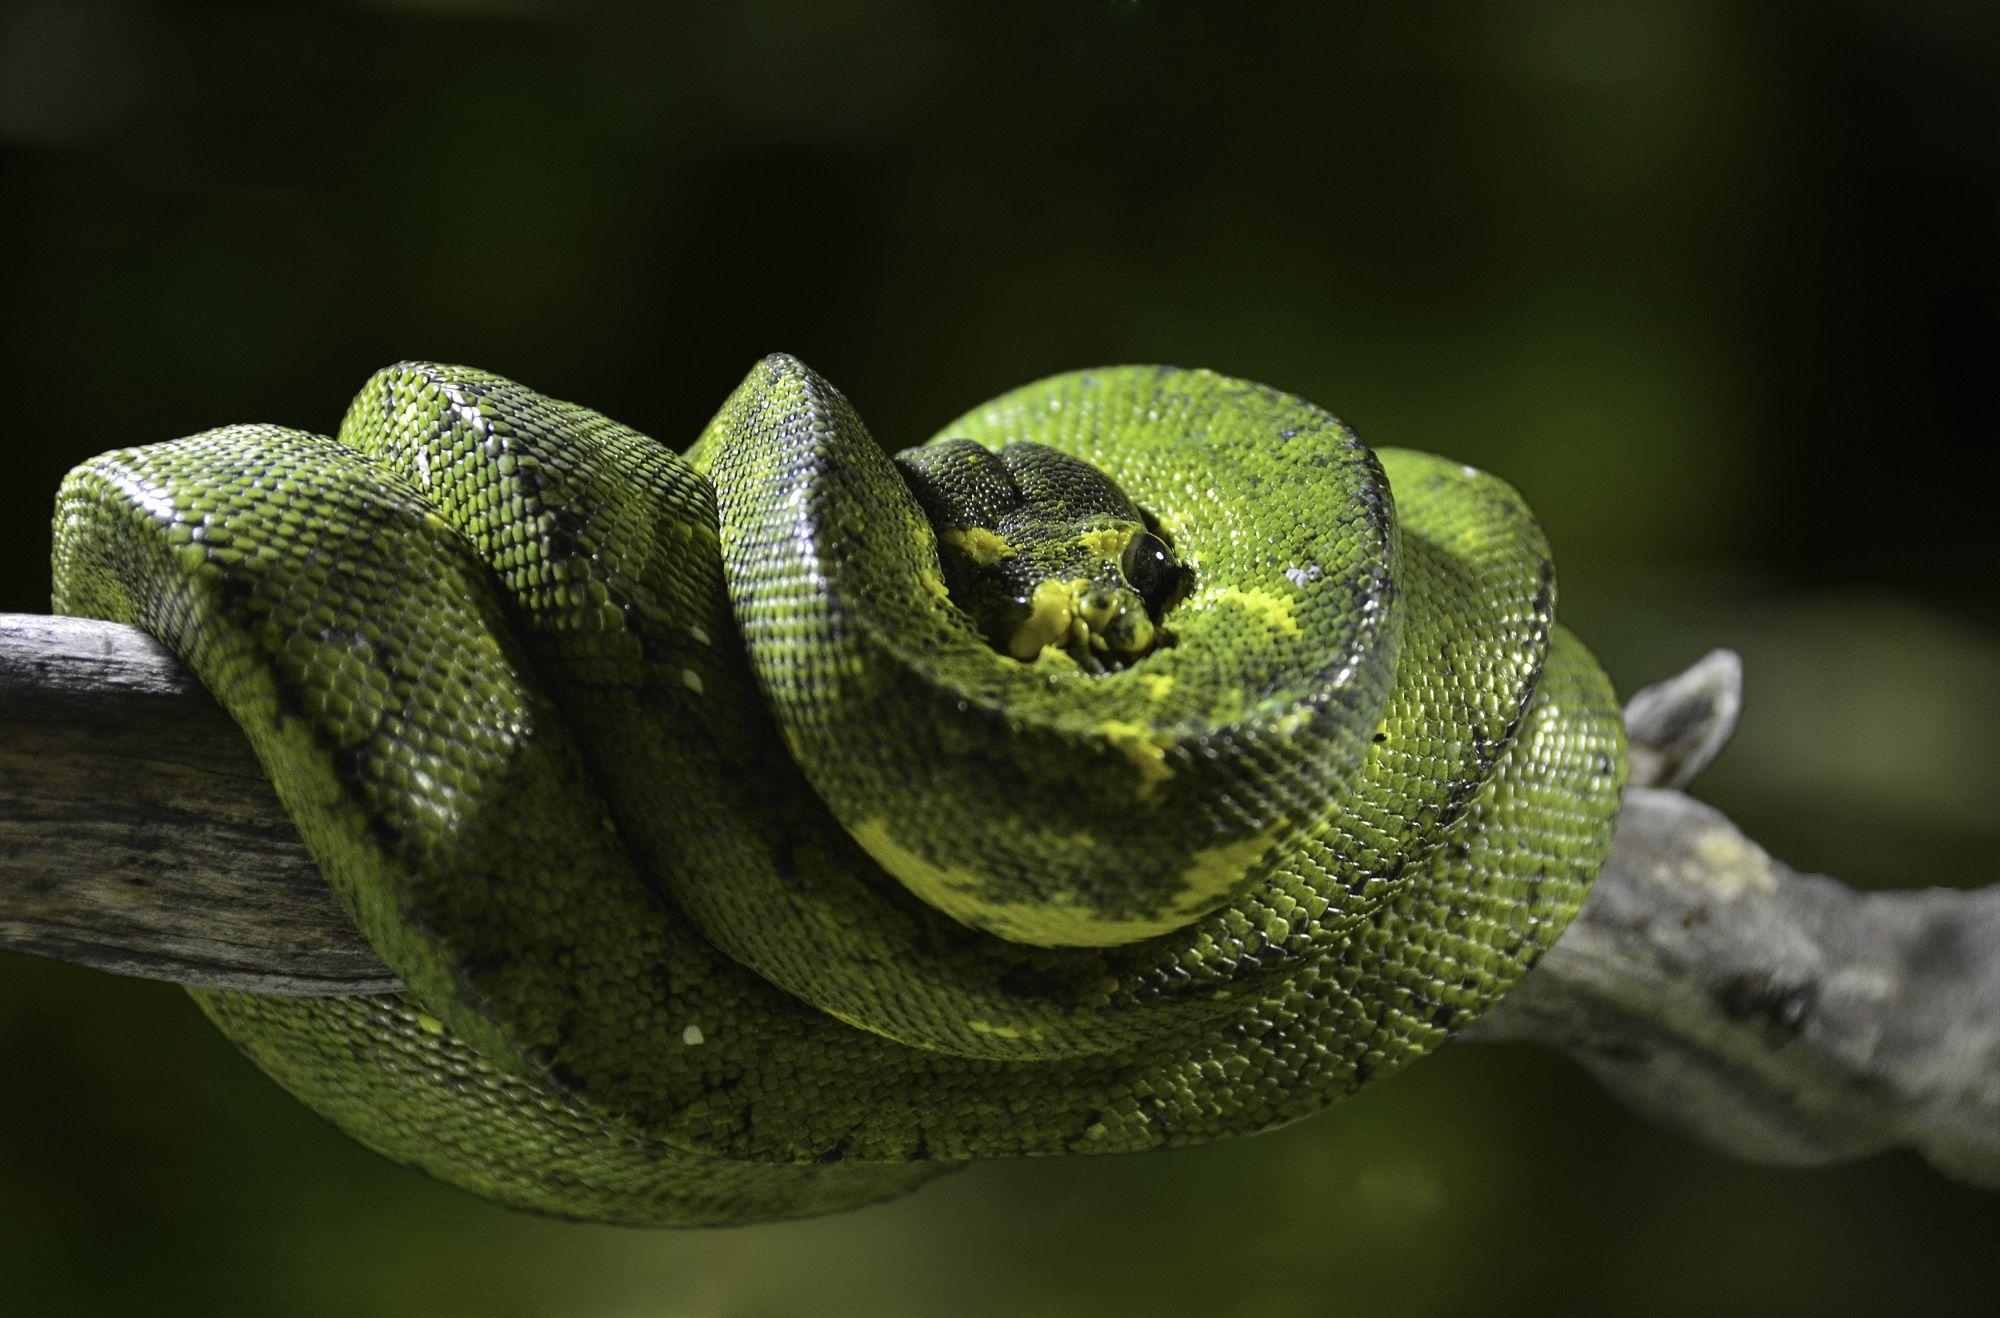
[854, 817, 1202, 947]
[1076, 589, 1117, 634]
[851, 817, 989, 895]
[1008, 578, 1077, 660]
[967, 1019, 1043, 1041]
[1199, 584, 1302, 636]
[1098, 719, 1174, 792]
[1138, 673, 1175, 701]
[1173, 822, 1291, 915]
[970, 895, 1192, 946]
[1079, 526, 1134, 559]
[942, 526, 1015, 567]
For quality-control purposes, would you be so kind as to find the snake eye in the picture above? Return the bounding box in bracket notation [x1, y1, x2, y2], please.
[1119, 530, 1185, 614]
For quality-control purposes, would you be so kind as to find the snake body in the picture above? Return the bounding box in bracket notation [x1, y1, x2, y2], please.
[50, 357, 1625, 1225]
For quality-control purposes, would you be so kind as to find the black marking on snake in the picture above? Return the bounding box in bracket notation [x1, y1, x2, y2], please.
[1347, 563, 1396, 625]
[996, 961, 1091, 1004]
[1354, 855, 1404, 897]
[1437, 772, 1482, 828]
[534, 1057, 594, 1097]
[1069, 1111, 1107, 1147]
[1529, 564, 1554, 626]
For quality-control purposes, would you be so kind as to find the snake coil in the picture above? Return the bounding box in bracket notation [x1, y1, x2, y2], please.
[51, 357, 1625, 1225]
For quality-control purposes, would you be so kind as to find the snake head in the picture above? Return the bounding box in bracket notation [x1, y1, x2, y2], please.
[894, 438, 1189, 671]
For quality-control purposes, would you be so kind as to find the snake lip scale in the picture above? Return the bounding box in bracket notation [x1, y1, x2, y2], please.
[49, 355, 1626, 1226]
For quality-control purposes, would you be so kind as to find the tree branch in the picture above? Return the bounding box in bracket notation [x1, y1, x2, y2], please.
[2, 613, 1994, 1187]
[0, 614, 396, 994]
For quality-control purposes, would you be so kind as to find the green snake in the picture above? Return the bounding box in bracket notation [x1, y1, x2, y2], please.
[50, 357, 1625, 1225]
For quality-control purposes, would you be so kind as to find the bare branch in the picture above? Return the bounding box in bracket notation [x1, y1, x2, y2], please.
[1469, 788, 2000, 1188]
[1620, 647, 1744, 790]
[0, 614, 393, 994]
[1, 614, 1994, 1187]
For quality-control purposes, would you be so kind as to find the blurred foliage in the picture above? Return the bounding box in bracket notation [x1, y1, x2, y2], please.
[3, 1, 1998, 1315]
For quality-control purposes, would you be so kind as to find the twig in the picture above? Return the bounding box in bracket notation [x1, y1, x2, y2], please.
[1, 615, 1994, 1186]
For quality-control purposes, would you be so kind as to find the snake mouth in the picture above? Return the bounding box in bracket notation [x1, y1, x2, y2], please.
[1005, 578, 1158, 672]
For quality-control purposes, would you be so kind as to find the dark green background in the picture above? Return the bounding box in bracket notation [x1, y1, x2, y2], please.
[3, 2, 1998, 1315]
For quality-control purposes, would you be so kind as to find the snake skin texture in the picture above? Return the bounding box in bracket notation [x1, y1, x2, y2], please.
[49, 357, 1625, 1225]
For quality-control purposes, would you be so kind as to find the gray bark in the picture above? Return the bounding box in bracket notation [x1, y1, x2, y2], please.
[0, 614, 396, 993]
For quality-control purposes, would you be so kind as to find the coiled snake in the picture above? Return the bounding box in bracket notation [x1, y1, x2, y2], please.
[50, 357, 1626, 1225]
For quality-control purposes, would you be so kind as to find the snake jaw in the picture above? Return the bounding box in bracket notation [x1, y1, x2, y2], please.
[1005, 579, 1077, 661]
[1007, 577, 1158, 670]
[1072, 582, 1156, 669]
